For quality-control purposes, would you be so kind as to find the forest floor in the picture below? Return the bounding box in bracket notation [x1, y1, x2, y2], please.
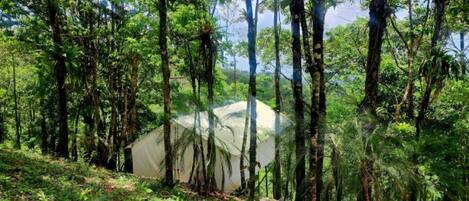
[0, 145, 241, 201]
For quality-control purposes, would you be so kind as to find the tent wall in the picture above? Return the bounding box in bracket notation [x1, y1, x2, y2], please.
[131, 122, 277, 192]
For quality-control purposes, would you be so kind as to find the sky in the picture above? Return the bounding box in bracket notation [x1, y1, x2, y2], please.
[216, 0, 373, 72]
[215, 0, 468, 73]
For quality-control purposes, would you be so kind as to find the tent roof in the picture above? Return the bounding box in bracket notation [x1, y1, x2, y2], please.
[172, 100, 292, 156]
[131, 100, 292, 156]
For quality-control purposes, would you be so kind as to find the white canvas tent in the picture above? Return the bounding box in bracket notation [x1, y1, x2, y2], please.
[130, 100, 292, 192]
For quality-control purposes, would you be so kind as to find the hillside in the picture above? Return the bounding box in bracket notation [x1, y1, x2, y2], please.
[0, 145, 238, 201]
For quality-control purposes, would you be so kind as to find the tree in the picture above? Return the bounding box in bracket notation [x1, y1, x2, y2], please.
[201, 20, 217, 192]
[47, 0, 69, 158]
[298, 1, 318, 199]
[416, 0, 447, 137]
[273, 0, 282, 199]
[13, 57, 21, 149]
[244, 0, 259, 199]
[358, 0, 388, 200]
[311, 0, 327, 200]
[159, 0, 174, 187]
[413, 0, 448, 199]
[290, 0, 306, 200]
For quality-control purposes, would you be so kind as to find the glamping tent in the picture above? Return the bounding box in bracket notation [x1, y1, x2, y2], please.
[130, 100, 292, 192]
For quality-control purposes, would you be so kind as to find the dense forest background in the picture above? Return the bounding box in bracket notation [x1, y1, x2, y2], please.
[0, 0, 467, 200]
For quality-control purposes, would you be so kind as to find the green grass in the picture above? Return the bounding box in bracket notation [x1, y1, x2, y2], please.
[0, 144, 238, 201]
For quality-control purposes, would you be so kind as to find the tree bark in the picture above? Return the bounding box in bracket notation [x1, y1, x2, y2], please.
[124, 55, 139, 172]
[72, 106, 80, 161]
[358, 0, 388, 200]
[416, 0, 447, 139]
[460, 32, 465, 74]
[240, 98, 250, 193]
[298, 0, 319, 198]
[47, 0, 69, 158]
[412, 1, 447, 200]
[331, 145, 342, 201]
[159, 0, 173, 187]
[13, 59, 21, 149]
[273, 0, 282, 199]
[245, 0, 259, 199]
[0, 104, 5, 143]
[201, 26, 217, 191]
[312, 0, 327, 199]
[359, 0, 388, 113]
[291, 0, 306, 200]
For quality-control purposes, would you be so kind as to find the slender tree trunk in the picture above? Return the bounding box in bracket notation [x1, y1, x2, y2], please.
[124, 55, 139, 172]
[27, 104, 34, 149]
[460, 32, 465, 74]
[13, 61, 21, 149]
[358, 0, 388, 200]
[47, 0, 69, 158]
[240, 98, 250, 193]
[359, 0, 387, 113]
[299, 2, 318, 200]
[332, 146, 342, 201]
[90, 2, 105, 167]
[40, 98, 48, 153]
[202, 27, 217, 191]
[233, 52, 237, 96]
[107, 80, 117, 169]
[159, 0, 174, 187]
[118, 84, 128, 171]
[0, 104, 5, 143]
[394, 0, 415, 120]
[245, 0, 259, 199]
[412, 1, 447, 200]
[416, 0, 446, 139]
[49, 119, 58, 151]
[291, 0, 306, 200]
[72, 106, 80, 161]
[311, 0, 327, 199]
[284, 148, 293, 201]
[273, 0, 282, 199]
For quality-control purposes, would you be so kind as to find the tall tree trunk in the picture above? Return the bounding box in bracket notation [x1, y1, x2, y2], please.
[87, 4, 103, 166]
[233, 52, 237, 96]
[393, 0, 415, 120]
[159, 0, 174, 187]
[416, 0, 446, 139]
[27, 103, 34, 149]
[0, 104, 5, 143]
[201, 26, 217, 191]
[240, 97, 250, 193]
[359, 0, 387, 113]
[107, 77, 118, 169]
[358, 0, 388, 200]
[13, 61, 21, 149]
[273, 0, 282, 199]
[284, 148, 293, 201]
[331, 145, 342, 201]
[124, 55, 139, 172]
[40, 98, 48, 153]
[300, 1, 323, 200]
[118, 85, 128, 171]
[290, 0, 306, 200]
[311, 0, 327, 199]
[72, 106, 80, 161]
[412, 1, 447, 200]
[403, 0, 415, 119]
[47, 0, 69, 158]
[245, 0, 258, 199]
[460, 32, 465, 74]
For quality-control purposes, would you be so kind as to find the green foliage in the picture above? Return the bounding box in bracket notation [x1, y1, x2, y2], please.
[0, 145, 232, 201]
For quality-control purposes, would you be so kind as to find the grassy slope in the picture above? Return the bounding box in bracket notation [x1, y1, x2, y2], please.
[0, 145, 237, 201]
